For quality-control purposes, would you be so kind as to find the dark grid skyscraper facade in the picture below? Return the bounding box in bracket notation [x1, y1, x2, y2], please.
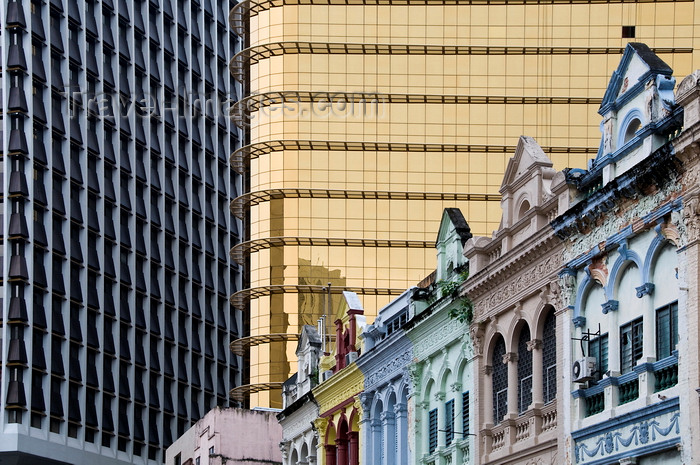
[0, 0, 242, 463]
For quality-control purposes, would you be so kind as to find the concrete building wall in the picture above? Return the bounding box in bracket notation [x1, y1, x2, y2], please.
[165, 408, 282, 465]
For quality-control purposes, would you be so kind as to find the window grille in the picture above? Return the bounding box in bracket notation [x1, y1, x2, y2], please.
[492, 337, 507, 424]
[518, 326, 532, 414]
[656, 301, 678, 360]
[428, 408, 438, 453]
[445, 399, 454, 446]
[620, 318, 643, 374]
[461, 391, 470, 437]
[588, 334, 608, 381]
[542, 311, 557, 403]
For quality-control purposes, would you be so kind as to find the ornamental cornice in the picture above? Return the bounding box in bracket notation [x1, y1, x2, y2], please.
[562, 177, 682, 264]
[470, 251, 561, 319]
[281, 402, 320, 442]
[412, 316, 467, 361]
[363, 349, 412, 392]
[314, 365, 364, 415]
[357, 336, 411, 374]
[465, 231, 561, 301]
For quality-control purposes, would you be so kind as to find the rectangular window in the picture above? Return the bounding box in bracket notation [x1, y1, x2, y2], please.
[620, 318, 643, 374]
[174, 453, 181, 465]
[621, 26, 636, 38]
[428, 408, 438, 454]
[445, 399, 454, 446]
[462, 391, 470, 437]
[656, 301, 678, 360]
[588, 334, 608, 381]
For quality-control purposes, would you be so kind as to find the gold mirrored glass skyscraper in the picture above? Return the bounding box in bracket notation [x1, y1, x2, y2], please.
[228, 0, 696, 407]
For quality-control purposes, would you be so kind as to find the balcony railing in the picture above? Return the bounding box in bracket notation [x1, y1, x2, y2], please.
[653, 353, 679, 392]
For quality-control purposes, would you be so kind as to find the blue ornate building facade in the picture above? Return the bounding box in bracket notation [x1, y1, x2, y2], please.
[356, 289, 413, 465]
[552, 43, 688, 465]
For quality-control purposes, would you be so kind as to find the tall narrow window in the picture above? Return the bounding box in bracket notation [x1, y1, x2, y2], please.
[428, 408, 438, 454]
[517, 326, 532, 414]
[588, 334, 608, 381]
[620, 318, 643, 374]
[492, 336, 507, 424]
[542, 311, 557, 403]
[656, 302, 678, 360]
[444, 399, 454, 446]
[461, 391, 470, 438]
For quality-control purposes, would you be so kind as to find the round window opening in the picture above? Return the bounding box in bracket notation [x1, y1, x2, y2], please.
[624, 118, 642, 144]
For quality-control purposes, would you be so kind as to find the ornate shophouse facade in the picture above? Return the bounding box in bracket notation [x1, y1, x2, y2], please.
[356, 289, 413, 465]
[551, 43, 694, 464]
[278, 325, 323, 465]
[464, 136, 566, 465]
[312, 292, 367, 465]
[277, 44, 700, 465]
[406, 208, 477, 465]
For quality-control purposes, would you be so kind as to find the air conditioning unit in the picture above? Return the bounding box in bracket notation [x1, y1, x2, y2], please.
[345, 351, 358, 364]
[572, 357, 597, 383]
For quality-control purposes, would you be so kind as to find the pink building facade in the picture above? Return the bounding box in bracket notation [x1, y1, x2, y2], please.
[165, 407, 283, 465]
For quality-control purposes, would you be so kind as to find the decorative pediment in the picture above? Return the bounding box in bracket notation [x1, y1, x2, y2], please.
[435, 208, 471, 281]
[296, 325, 322, 357]
[567, 43, 681, 193]
[436, 208, 472, 248]
[600, 44, 672, 112]
[500, 136, 553, 193]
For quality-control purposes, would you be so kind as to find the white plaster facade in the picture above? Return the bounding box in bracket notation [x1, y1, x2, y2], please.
[357, 290, 413, 465]
[552, 43, 688, 465]
[464, 136, 566, 465]
[278, 326, 323, 465]
[407, 208, 476, 465]
[165, 407, 282, 465]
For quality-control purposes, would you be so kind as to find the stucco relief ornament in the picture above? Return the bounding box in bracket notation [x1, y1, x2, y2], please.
[681, 196, 700, 245]
[548, 281, 562, 309]
[279, 442, 290, 461]
[312, 418, 328, 441]
[401, 371, 414, 397]
[355, 393, 369, 421]
[469, 324, 485, 356]
[407, 364, 422, 394]
[559, 272, 577, 308]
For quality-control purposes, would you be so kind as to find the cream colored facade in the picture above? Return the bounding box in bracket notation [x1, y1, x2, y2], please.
[229, 0, 700, 407]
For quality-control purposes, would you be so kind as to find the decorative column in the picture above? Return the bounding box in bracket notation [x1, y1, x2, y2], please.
[435, 391, 446, 448]
[394, 402, 408, 465]
[335, 437, 348, 465]
[313, 418, 329, 465]
[357, 393, 373, 465]
[528, 339, 544, 408]
[348, 432, 359, 465]
[370, 419, 382, 465]
[381, 409, 396, 465]
[325, 445, 337, 465]
[505, 352, 518, 418]
[637, 280, 657, 398]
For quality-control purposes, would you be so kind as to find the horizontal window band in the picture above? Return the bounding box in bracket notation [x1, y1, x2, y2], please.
[231, 91, 602, 127]
[230, 188, 501, 218]
[230, 382, 285, 403]
[230, 41, 692, 81]
[230, 333, 301, 355]
[230, 139, 597, 173]
[230, 333, 337, 355]
[230, 0, 693, 35]
[231, 236, 435, 264]
[230, 284, 406, 309]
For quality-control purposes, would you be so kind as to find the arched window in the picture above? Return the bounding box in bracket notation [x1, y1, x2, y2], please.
[623, 118, 641, 144]
[517, 199, 530, 220]
[517, 325, 532, 414]
[492, 336, 507, 424]
[542, 310, 557, 404]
